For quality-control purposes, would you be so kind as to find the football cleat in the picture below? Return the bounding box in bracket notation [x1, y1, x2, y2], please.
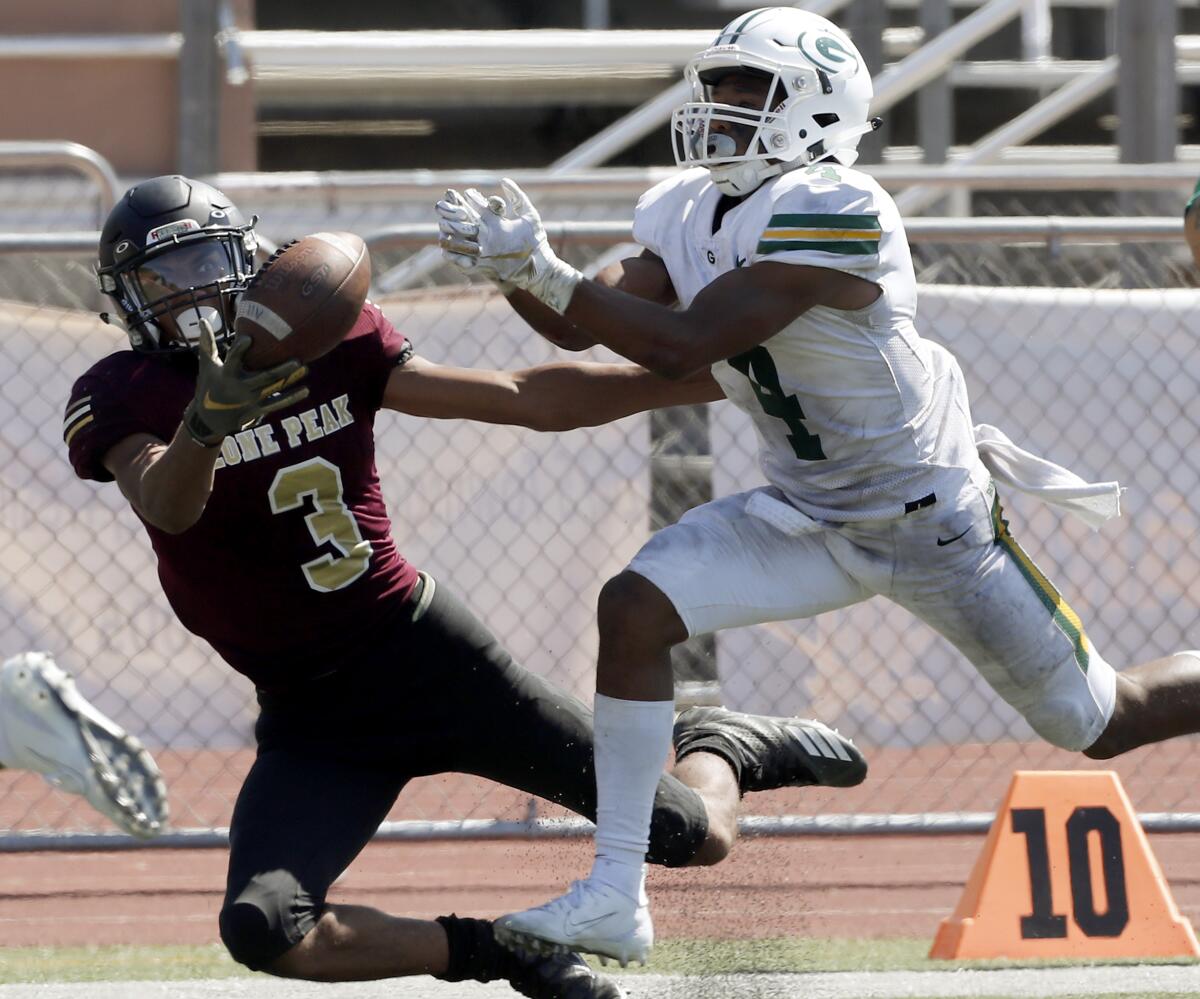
[0, 652, 167, 838]
[674, 705, 867, 794]
[495, 878, 652, 968]
[506, 948, 627, 999]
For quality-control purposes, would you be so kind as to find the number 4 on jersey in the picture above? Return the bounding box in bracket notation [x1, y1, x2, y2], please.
[728, 345, 826, 461]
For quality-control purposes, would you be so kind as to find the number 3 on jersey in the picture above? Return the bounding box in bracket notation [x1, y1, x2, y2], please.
[729, 346, 826, 461]
[269, 457, 372, 592]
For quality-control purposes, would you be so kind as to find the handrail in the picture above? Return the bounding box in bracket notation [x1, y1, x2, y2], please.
[205, 163, 1200, 203]
[871, 0, 1025, 115]
[895, 58, 1120, 215]
[0, 142, 119, 226]
[240, 28, 715, 68]
[1, 218, 1187, 259]
[358, 217, 1190, 254]
[0, 232, 100, 253]
[0, 35, 179, 59]
[4, 806, 1200, 851]
[950, 57, 1200, 88]
[204, 164, 1200, 292]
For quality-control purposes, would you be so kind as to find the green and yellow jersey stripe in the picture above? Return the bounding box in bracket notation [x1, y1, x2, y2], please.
[991, 495, 1091, 675]
[758, 212, 882, 256]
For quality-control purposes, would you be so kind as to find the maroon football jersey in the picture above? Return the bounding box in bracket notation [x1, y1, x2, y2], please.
[64, 303, 420, 689]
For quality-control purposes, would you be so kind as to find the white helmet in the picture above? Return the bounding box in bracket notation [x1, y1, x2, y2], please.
[671, 7, 877, 196]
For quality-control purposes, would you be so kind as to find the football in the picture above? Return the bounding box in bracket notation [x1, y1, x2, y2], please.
[235, 231, 371, 370]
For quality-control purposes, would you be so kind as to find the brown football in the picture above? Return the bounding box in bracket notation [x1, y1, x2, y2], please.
[235, 231, 371, 370]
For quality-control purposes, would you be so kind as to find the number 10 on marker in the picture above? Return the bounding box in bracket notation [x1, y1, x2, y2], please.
[1012, 806, 1129, 938]
[929, 771, 1199, 959]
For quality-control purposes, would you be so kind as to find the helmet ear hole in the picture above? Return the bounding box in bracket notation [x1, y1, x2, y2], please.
[813, 112, 841, 129]
[767, 78, 787, 111]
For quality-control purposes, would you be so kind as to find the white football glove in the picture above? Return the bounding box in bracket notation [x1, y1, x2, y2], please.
[436, 187, 489, 273]
[435, 179, 581, 314]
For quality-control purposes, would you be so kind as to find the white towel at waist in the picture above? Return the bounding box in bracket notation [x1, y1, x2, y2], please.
[974, 423, 1121, 530]
[745, 489, 825, 537]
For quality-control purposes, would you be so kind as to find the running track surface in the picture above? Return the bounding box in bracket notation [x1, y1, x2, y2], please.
[1, 740, 1198, 949]
[1, 831, 1198, 949]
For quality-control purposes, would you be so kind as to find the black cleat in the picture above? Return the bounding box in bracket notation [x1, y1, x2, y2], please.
[506, 949, 627, 999]
[674, 706, 867, 794]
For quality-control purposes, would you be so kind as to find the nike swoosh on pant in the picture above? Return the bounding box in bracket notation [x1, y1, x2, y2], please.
[936, 527, 971, 547]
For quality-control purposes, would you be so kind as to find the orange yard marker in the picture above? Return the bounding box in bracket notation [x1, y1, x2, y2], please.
[930, 770, 1199, 959]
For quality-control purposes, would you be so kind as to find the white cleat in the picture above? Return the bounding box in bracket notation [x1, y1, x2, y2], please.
[494, 878, 653, 968]
[0, 652, 168, 838]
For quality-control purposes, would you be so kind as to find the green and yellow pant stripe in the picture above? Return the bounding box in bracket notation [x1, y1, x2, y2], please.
[991, 495, 1092, 675]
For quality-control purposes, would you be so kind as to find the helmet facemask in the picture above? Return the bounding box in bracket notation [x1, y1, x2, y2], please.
[672, 63, 824, 196]
[98, 222, 257, 354]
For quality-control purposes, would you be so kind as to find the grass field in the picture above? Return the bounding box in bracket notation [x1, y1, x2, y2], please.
[1, 938, 1196, 991]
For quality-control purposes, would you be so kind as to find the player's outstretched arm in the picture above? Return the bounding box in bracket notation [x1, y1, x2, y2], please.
[436, 183, 678, 352]
[503, 251, 678, 352]
[504, 289, 597, 351]
[551, 258, 878, 380]
[382, 354, 722, 431]
[437, 178, 875, 378]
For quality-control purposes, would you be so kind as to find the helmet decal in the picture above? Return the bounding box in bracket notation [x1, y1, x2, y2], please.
[797, 32, 860, 76]
[146, 218, 201, 245]
[713, 8, 773, 46]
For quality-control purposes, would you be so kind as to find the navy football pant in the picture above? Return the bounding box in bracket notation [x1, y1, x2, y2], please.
[218, 578, 709, 970]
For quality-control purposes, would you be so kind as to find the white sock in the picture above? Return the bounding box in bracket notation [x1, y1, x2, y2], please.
[589, 692, 675, 902]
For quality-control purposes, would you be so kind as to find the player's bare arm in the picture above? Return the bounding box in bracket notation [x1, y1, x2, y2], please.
[500, 249, 678, 352]
[382, 353, 722, 430]
[437, 178, 878, 379]
[104, 429, 222, 534]
[559, 259, 877, 379]
[101, 320, 307, 534]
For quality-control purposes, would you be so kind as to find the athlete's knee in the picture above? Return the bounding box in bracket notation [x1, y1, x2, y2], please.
[598, 572, 649, 627]
[687, 819, 735, 866]
[1023, 697, 1100, 753]
[219, 901, 279, 971]
[598, 572, 683, 648]
[646, 777, 711, 868]
[1082, 674, 1145, 760]
[220, 870, 318, 972]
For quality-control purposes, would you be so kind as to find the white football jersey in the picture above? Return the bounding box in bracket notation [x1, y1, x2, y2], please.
[633, 163, 988, 522]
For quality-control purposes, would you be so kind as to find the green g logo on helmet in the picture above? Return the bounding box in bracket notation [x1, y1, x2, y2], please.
[797, 31, 860, 75]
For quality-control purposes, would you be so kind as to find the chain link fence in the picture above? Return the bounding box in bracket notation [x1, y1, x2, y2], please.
[1, 172, 1199, 840]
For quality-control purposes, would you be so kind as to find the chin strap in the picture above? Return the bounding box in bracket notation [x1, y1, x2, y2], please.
[810, 117, 883, 168]
[707, 116, 883, 195]
[709, 159, 783, 197]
